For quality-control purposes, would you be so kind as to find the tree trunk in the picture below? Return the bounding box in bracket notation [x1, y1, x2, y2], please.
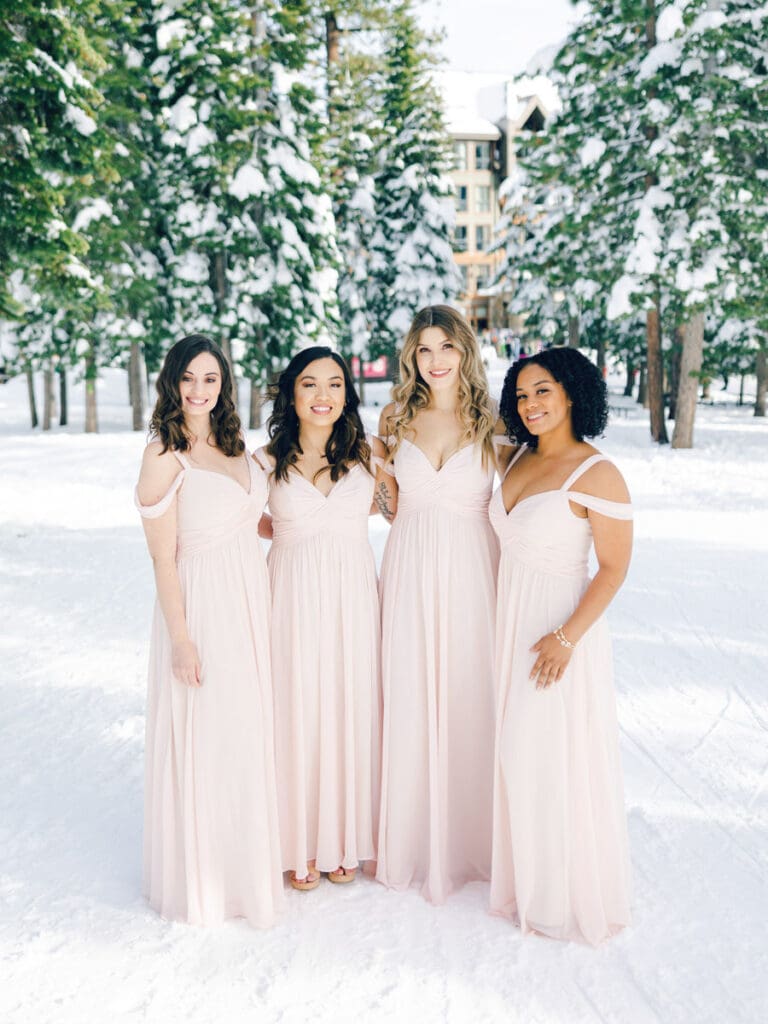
[42, 366, 57, 430]
[84, 351, 98, 433]
[671, 312, 705, 448]
[129, 340, 145, 431]
[623, 360, 634, 397]
[249, 381, 262, 429]
[595, 335, 606, 371]
[738, 373, 745, 407]
[646, 304, 668, 442]
[637, 363, 647, 406]
[755, 345, 766, 417]
[58, 365, 68, 426]
[567, 315, 579, 348]
[26, 368, 39, 428]
[667, 325, 684, 419]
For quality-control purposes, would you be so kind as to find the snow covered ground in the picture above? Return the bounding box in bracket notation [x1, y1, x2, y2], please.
[1, 365, 766, 1024]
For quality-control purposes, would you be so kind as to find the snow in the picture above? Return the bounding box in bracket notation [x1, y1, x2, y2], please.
[64, 104, 97, 138]
[1, 366, 767, 1023]
[228, 164, 268, 201]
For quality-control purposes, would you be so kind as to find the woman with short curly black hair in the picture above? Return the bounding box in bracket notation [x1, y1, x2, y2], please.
[490, 347, 634, 945]
[498, 345, 608, 447]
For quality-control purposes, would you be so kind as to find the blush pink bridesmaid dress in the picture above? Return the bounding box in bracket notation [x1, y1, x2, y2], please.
[136, 452, 284, 927]
[376, 439, 499, 904]
[255, 448, 381, 878]
[489, 448, 633, 945]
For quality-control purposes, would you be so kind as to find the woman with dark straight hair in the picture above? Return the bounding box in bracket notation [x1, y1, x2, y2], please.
[255, 346, 387, 891]
[136, 333, 283, 927]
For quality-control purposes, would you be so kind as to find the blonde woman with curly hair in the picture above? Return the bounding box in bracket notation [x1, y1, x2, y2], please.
[374, 305, 501, 904]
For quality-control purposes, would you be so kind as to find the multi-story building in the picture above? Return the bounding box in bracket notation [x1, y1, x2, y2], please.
[439, 72, 554, 334]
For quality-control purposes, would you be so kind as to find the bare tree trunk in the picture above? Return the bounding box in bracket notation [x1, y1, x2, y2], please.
[84, 351, 98, 433]
[738, 373, 745, 407]
[667, 325, 684, 419]
[58, 365, 68, 426]
[637, 363, 647, 406]
[755, 344, 766, 417]
[595, 335, 606, 371]
[129, 340, 145, 431]
[249, 381, 263, 429]
[671, 312, 705, 448]
[623, 360, 635, 397]
[567, 315, 579, 348]
[646, 305, 668, 441]
[42, 366, 57, 430]
[26, 368, 39, 428]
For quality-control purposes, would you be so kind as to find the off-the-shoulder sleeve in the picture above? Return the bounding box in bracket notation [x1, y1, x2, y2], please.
[134, 470, 185, 519]
[567, 491, 633, 520]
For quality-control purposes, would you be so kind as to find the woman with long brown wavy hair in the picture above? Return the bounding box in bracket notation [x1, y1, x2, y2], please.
[255, 346, 386, 892]
[135, 334, 283, 927]
[375, 305, 501, 904]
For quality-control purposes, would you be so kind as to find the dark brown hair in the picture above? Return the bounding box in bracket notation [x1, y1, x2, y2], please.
[266, 347, 371, 483]
[149, 334, 244, 457]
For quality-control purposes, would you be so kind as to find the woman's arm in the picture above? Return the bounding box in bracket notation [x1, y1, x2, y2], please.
[370, 432, 398, 522]
[530, 462, 632, 688]
[493, 416, 517, 475]
[137, 446, 201, 687]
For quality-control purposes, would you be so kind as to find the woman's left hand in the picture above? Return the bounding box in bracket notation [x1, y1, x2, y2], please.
[530, 631, 573, 689]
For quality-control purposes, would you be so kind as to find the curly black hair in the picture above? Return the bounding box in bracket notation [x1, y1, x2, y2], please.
[499, 348, 608, 449]
[266, 346, 371, 483]
[150, 334, 245, 457]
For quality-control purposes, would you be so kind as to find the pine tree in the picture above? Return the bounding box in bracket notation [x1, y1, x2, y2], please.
[367, 2, 458, 360]
[156, 0, 338, 423]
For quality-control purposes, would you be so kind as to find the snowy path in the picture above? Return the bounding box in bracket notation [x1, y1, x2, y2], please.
[1, 373, 766, 1023]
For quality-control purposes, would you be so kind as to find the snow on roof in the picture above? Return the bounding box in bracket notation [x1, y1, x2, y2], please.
[434, 69, 559, 139]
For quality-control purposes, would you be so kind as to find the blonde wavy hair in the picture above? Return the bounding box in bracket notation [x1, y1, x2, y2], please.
[385, 305, 496, 466]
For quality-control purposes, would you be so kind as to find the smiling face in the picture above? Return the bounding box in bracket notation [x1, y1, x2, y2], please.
[414, 326, 462, 392]
[292, 357, 346, 429]
[178, 352, 222, 422]
[515, 362, 573, 439]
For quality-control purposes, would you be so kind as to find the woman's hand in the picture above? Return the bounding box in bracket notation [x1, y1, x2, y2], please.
[530, 631, 573, 689]
[172, 640, 202, 687]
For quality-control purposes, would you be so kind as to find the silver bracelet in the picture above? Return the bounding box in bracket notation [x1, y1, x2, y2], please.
[554, 625, 576, 650]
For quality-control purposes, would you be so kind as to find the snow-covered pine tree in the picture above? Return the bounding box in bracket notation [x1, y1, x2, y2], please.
[367, 1, 458, 360]
[0, 0, 112, 428]
[155, 0, 337, 422]
[318, 1, 396, 368]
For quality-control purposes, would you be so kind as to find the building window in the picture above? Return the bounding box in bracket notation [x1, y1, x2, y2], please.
[453, 141, 467, 170]
[476, 185, 491, 212]
[476, 224, 489, 251]
[457, 265, 470, 293]
[456, 185, 468, 211]
[453, 225, 468, 251]
[475, 142, 491, 170]
[476, 265, 490, 290]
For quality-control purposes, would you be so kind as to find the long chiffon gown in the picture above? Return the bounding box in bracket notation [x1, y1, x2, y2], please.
[489, 448, 633, 945]
[255, 448, 381, 877]
[136, 451, 283, 927]
[376, 439, 499, 903]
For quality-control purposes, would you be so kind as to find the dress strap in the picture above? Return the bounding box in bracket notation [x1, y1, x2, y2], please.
[502, 442, 527, 480]
[173, 450, 191, 470]
[560, 453, 609, 492]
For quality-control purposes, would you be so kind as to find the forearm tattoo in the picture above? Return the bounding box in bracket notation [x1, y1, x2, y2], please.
[375, 481, 395, 523]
